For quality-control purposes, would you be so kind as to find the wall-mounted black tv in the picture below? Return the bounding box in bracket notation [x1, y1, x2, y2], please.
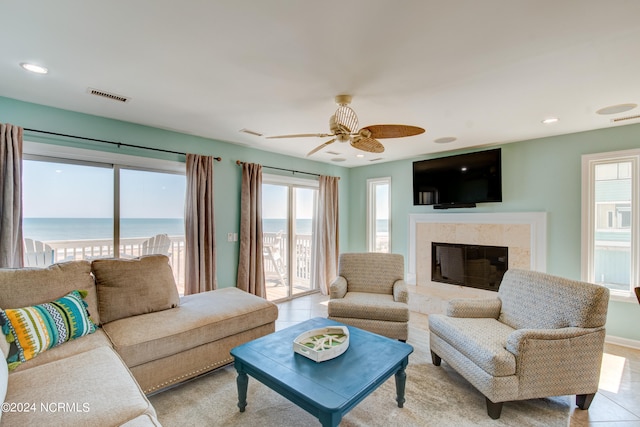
[413, 148, 502, 209]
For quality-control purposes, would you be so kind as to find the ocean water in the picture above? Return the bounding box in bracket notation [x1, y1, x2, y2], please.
[262, 218, 388, 235]
[263, 218, 312, 235]
[23, 217, 388, 241]
[23, 218, 185, 241]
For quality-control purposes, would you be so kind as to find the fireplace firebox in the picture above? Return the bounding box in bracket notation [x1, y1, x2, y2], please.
[432, 242, 508, 291]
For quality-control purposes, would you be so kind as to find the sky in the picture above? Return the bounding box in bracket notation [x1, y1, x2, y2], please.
[23, 160, 185, 218]
[262, 183, 315, 219]
[23, 160, 381, 221]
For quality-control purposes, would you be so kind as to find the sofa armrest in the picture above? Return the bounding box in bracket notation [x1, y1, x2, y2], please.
[329, 276, 347, 299]
[392, 280, 409, 303]
[505, 327, 606, 396]
[446, 298, 501, 318]
[506, 327, 601, 355]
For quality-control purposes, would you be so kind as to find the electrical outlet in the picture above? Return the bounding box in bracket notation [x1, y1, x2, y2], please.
[227, 232, 233, 242]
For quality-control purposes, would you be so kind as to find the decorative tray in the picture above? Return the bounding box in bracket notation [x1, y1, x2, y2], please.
[293, 326, 350, 362]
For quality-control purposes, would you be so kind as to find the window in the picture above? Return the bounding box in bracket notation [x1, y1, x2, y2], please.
[22, 142, 186, 291]
[262, 174, 318, 301]
[367, 177, 391, 253]
[582, 149, 639, 299]
[22, 159, 114, 259]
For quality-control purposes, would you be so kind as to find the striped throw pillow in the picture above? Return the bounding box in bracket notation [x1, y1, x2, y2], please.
[0, 290, 98, 370]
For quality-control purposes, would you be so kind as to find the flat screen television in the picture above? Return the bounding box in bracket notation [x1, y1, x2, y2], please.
[413, 148, 502, 209]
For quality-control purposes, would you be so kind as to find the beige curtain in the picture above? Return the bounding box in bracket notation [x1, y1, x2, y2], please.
[311, 175, 339, 295]
[236, 162, 265, 297]
[0, 123, 24, 268]
[184, 154, 216, 294]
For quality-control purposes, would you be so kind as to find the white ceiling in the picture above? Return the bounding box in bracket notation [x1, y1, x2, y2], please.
[2, 1, 640, 167]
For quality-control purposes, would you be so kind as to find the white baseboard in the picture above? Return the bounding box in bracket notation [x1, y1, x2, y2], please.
[605, 335, 640, 350]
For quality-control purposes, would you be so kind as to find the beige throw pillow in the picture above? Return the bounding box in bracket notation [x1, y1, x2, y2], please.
[92, 255, 180, 324]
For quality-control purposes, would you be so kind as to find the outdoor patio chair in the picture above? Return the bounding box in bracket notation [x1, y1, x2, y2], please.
[23, 238, 55, 267]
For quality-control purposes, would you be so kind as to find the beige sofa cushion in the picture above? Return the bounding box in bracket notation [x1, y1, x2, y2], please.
[429, 315, 517, 377]
[102, 287, 278, 368]
[0, 261, 100, 325]
[0, 355, 7, 422]
[4, 346, 159, 426]
[92, 255, 180, 324]
[328, 292, 410, 322]
[498, 269, 609, 330]
[10, 330, 112, 372]
[338, 253, 404, 295]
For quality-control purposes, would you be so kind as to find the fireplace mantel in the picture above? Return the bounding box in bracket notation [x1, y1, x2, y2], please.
[407, 212, 547, 285]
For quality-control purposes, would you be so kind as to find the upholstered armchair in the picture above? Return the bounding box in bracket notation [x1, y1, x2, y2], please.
[328, 253, 409, 341]
[429, 269, 609, 419]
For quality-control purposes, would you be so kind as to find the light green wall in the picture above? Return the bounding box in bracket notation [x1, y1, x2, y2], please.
[348, 123, 640, 341]
[0, 96, 350, 288]
[3, 96, 638, 341]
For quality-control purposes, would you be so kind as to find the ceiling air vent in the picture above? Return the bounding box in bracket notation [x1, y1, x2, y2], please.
[87, 87, 130, 103]
[610, 114, 640, 123]
[326, 151, 341, 155]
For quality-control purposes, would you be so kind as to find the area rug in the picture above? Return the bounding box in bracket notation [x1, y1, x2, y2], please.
[149, 326, 571, 426]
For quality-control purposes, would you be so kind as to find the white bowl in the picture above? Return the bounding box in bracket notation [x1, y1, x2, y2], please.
[293, 326, 350, 362]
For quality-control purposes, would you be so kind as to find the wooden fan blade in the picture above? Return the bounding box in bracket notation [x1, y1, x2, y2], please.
[307, 138, 337, 156]
[350, 137, 384, 153]
[363, 124, 425, 139]
[334, 105, 359, 133]
[267, 133, 332, 139]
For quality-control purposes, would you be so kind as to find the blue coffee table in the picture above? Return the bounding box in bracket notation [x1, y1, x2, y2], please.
[230, 317, 413, 427]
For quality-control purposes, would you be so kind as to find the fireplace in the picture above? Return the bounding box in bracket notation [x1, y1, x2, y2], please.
[432, 242, 508, 291]
[406, 212, 547, 316]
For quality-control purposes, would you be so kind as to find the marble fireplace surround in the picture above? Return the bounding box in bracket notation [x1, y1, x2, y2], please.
[407, 212, 547, 314]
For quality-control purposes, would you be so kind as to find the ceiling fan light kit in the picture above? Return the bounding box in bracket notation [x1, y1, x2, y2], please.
[267, 95, 425, 157]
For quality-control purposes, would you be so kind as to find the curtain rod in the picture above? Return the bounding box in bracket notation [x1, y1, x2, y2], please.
[23, 128, 221, 161]
[236, 160, 325, 177]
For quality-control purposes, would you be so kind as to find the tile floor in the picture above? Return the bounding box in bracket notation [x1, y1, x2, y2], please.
[276, 293, 640, 426]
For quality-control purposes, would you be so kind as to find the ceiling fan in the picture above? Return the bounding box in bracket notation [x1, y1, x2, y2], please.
[267, 95, 425, 156]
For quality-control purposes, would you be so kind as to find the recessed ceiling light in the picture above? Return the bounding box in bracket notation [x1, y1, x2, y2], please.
[596, 103, 637, 115]
[20, 62, 48, 74]
[356, 153, 365, 158]
[434, 137, 457, 144]
[541, 117, 559, 124]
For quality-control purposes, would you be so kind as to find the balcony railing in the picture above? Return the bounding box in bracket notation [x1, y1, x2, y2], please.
[46, 237, 186, 293]
[39, 233, 314, 298]
[262, 232, 312, 285]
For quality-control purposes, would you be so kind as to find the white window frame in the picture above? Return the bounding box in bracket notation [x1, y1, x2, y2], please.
[581, 149, 639, 302]
[23, 141, 184, 173]
[366, 177, 391, 253]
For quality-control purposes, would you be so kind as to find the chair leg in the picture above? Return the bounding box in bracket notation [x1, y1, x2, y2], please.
[430, 350, 441, 366]
[576, 393, 596, 410]
[486, 398, 503, 419]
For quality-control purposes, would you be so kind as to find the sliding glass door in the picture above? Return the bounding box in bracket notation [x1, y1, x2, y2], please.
[22, 156, 186, 290]
[262, 176, 318, 301]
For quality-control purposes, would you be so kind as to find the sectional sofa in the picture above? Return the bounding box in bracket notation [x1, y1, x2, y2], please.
[0, 255, 278, 426]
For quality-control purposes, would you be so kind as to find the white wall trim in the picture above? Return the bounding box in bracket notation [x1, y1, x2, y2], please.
[408, 212, 547, 284]
[24, 140, 185, 173]
[605, 335, 640, 350]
